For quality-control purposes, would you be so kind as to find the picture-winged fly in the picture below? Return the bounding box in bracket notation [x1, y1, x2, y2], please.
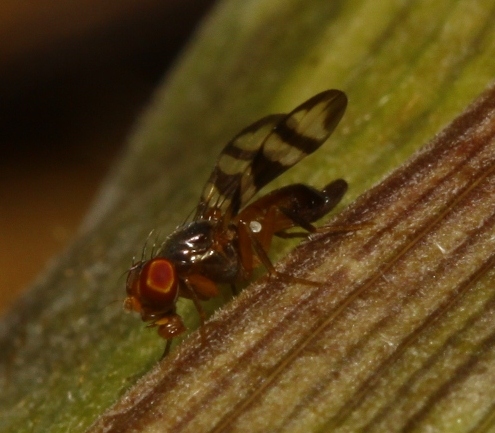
[124, 90, 348, 354]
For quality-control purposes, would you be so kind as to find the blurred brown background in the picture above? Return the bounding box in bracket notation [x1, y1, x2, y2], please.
[0, 0, 215, 313]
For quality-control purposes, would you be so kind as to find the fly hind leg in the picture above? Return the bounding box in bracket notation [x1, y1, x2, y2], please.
[275, 180, 368, 238]
[234, 179, 351, 287]
[240, 221, 322, 288]
[272, 179, 348, 237]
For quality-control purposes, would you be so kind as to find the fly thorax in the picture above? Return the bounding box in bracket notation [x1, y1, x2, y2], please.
[159, 220, 240, 282]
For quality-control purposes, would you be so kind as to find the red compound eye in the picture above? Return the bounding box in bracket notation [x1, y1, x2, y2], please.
[137, 258, 179, 309]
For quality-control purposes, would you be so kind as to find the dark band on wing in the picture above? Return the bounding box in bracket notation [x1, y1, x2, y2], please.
[274, 121, 322, 154]
[196, 115, 284, 218]
[241, 90, 348, 203]
[196, 90, 348, 220]
[221, 115, 284, 161]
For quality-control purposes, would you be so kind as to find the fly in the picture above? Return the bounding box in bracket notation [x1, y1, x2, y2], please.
[124, 90, 349, 354]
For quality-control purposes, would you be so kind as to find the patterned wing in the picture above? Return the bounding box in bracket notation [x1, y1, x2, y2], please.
[195, 89, 347, 220]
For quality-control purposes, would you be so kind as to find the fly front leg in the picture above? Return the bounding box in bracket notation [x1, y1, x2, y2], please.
[180, 275, 221, 345]
[151, 313, 187, 359]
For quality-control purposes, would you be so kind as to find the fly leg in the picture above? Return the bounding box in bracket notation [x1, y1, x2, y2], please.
[240, 222, 322, 287]
[182, 275, 220, 345]
[234, 179, 352, 286]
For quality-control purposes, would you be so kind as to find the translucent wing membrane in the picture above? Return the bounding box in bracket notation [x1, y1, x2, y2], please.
[195, 89, 348, 220]
[195, 114, 284, 219]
